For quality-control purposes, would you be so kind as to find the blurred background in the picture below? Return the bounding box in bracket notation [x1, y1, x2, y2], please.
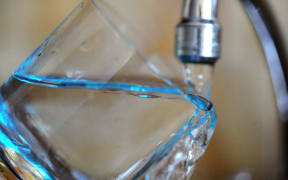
[0, 0, 287, 179]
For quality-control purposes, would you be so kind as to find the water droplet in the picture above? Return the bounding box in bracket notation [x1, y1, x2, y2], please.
[66, 70, 84, 79]
[198, 74, 204, 79]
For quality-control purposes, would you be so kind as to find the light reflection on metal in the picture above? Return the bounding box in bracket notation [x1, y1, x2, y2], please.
[175, 0, 221, 64]
[242, 0, 288, 122]
[182, 0, 219, 21]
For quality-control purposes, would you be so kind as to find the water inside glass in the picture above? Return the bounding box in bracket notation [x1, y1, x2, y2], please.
[0, 0, 216, 179]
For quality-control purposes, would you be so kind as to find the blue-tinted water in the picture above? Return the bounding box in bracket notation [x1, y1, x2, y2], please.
[0, 74, 216, 179]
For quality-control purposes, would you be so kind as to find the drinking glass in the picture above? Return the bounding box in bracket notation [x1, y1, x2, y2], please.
[0, 0, 216, 179]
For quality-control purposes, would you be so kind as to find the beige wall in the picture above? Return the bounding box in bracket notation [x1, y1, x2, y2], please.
[0, 0, 287, 179]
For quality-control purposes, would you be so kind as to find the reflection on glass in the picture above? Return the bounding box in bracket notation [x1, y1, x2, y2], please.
[0, 0, 216, 179]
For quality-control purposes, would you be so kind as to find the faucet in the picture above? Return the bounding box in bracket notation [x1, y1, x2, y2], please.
[176, 0, 288, 120]
[175, 0, 288, 177]
[175, 0, 221, 64]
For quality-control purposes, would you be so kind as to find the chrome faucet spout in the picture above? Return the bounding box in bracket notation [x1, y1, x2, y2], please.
[182, 0, 219, 21]
[175, 0, 221, 64]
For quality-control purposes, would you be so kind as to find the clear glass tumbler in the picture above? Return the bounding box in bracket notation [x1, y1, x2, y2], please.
[0, 0, 216, 179]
